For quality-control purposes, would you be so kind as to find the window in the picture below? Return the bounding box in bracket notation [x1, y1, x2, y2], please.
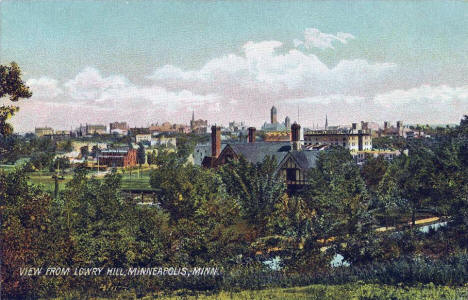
[286, 168, 297, 181]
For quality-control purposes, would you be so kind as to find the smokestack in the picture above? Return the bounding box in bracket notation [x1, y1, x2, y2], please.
[291, 123, 301, 151]
[248, 127, 256, 143]
[211, 125, 221, 158]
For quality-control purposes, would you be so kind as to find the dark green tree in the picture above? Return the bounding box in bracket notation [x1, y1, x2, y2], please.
[0, 62, 32, 136]
[219, 156, 286, 229]
[304, 147, 381, 265]
[137, 142, 146, 165]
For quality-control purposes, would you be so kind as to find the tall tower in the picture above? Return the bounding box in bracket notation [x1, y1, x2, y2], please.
[325, 114, 328, 130]
[271, 106, 278, 124]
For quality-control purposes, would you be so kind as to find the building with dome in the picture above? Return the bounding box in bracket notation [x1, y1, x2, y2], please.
[262, 106, 290, 132]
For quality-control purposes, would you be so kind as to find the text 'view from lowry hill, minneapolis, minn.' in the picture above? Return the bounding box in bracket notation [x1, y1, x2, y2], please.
[0, 1, 467, 299]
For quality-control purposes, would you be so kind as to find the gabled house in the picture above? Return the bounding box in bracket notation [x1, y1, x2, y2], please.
[202, 124, 319, 193]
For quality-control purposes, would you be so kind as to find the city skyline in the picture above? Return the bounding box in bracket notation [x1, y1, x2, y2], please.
[1, 0, 467, 132]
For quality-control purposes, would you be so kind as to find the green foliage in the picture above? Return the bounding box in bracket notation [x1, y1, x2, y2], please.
[137, 142, 146, 165]
[304, 147, 381, 265]
[150, 157, 221, 220]
[0, 62, 32, 135]
[0, 169, 52, 298]
[143, 284, 468, 300]
[2, 116, 468, 298]
[219, 156, 286, 228]
[373, 136, 407, 151]
[29, 151, 55, 170]
[49, 156, 71, 172]
[361, 156, 388, 192]
[80, 145, 89, 159]
[176, 133, 208, 161]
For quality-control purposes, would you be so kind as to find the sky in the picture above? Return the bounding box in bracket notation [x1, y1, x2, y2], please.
[1, 0, 467, 132]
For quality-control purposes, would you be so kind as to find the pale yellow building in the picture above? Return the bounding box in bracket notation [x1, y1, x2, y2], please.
[304, 129, 372, 153]
[35, 127, 54, 137]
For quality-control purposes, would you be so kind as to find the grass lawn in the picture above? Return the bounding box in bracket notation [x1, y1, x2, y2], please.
[130, 284, 467, 300]
[17, 166, 155, 193]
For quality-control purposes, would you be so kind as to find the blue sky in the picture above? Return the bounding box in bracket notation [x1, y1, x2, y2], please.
[1, 0, 467, 131]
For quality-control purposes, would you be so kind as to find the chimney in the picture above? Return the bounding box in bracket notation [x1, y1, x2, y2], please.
[248, 127, 256, 143]
[211, 125, 221, 158]
[291, 123, 301, 151]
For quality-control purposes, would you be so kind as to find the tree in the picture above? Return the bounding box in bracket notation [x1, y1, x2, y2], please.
[147, 150, 157, 165]
[219, 156, 286, 229]
[0, 169, 52, 297]
[361, 156, 388, 192]
[137, 142, 146, 166]
[80, 145, 89, 159]
[304, 147, 381, 265]
[0, 62, 32, 135]
[149, 157, 221, 220]
[90, 145, 100, 159]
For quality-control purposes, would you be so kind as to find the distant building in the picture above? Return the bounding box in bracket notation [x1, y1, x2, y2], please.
[44, 130, 71, 140]
[406, 129, 427, 139]
[271, 106, 278, 124]
[110, 122, 129, 135]
[135, 133, 152, 144]
[151, 136, 177, 148]
[85, 124, 107, 135]
[35, 127, 54, 137]
[129, 127, 150, 136]
[304, 123, 372, 153]
[264, 131, 291, 142]
[284, 116, 291, 129]
[262, 106, 290, 132]
[72, 141, 108, 153]
[98, 148, 137, 168]
[190, 111, 208, 134]
[228, 121, 247, 133]
[54, 130, 70, 136]
[150, 122, 190, 134]
[377, 121, 407, 138]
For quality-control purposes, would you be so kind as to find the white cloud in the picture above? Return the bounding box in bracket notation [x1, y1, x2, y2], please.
[60, 67, 219, 111]
[14, 34, 466, 132]
[26, 77, 63, 98]
[374, 85, 468, 107]
[148, 40, 397, 101]
[296, 28, 355, 50]
[64, 67, 128, 101]
[15, 67, 220, 131]
[285, 94, 366, 105]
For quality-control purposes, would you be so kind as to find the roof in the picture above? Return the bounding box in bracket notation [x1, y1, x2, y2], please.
[288, 151, 319, 169]
[223, 142, 319, 170]
[262, 122, 287, 131]
[228, 142, 292, 165]
[101, 148, 130, 154]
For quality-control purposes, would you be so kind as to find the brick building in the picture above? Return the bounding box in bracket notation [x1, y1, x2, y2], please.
[98, 148, 137, 168]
